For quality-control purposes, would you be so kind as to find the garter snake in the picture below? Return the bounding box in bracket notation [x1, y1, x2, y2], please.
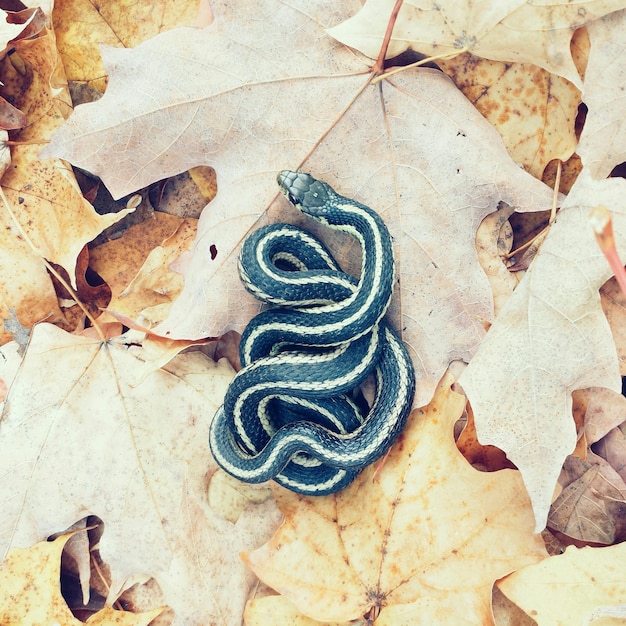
[209, 171, 415, 494]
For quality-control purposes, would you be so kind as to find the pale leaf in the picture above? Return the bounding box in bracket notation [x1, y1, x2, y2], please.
[43, 5, 555, 405]
[459, 170, 626, 531]
[578, 9, 626, 178]
[328, 0, 626, 88]
[498, 541, 626, 624]
[244, 372, 547, 623]
[0, 324, 281, 625]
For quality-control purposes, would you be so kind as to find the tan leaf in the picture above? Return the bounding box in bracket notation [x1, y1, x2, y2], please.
[578, 9, 626, 178]
[244, 596, 352, 626]
[438, 53, 580, 178]
[0, 533, 164, 625]
[328, 0, 626, 87]
[601, 277, 626, 375]
[548, 454, 626, 544]
[53, 0, 201, 93]
[89, 212, 197, 325]
[498, 541, 626, 624]
[0, 323, 281, 625]
[244, 372, 547, 623]
[0, 13, 133, 339]
[459, 170, 626, 531]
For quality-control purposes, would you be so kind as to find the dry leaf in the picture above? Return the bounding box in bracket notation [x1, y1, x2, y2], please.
[0, 533, 164, 625]
[53, 0, 201, 93]
[0, 11, 133, 340]
[328, 0, 626, 87]
[578, 9, 626, 178]
[460, 170, 626, 531]
[548, 453, 626, 544]
[40, 0, 556, 406]
[244, 372, 547, 623]
[89, 212, 196, 325]
[438, 53, 580, 178]
[0, 323, 281, 625]
[498, 541, 626, 624]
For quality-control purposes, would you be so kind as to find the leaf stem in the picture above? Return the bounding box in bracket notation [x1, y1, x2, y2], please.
[590, 205, 626, 298]
[371, 0, 404, 76]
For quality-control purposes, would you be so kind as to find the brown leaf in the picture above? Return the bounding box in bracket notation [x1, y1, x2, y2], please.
[438, 53, 580, 178]
[549, 454, 626, 545]
[0, 533, 164, 625]
[243, 372, 547, 623]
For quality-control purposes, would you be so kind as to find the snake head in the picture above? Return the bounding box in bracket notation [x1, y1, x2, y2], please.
[277, 170, 333, 214]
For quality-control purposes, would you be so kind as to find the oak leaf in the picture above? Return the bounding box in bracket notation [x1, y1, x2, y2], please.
[243, 372, 547, 624]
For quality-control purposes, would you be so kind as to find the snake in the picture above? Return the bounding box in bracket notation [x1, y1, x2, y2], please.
[209, 170, 416, 495]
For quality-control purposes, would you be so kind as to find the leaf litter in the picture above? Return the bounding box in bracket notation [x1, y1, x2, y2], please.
[0, 0, 625, 623]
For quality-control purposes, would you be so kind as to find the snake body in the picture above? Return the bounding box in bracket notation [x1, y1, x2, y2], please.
[209, 171, 415, 495]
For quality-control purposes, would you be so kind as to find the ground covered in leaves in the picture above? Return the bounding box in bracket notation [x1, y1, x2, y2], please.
[1, 0, 626, 624]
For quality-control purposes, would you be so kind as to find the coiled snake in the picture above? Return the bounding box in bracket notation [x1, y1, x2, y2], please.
[209, 171, 415, 494]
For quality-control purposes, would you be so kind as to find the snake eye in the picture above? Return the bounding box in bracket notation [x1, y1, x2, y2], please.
[288, 193, 300, 206]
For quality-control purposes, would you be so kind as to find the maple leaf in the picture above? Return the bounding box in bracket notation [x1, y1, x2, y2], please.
[578, 9, 626, 178]
[498, 540, 626, 623]
[437, 53, 580, 178]
[328, 0, 626, 88]
[0, 323, 281, 625]
[243, 372, 547, 623]
[0, 11, 133, 342]
[0, 533, 164, 625]
[459, 170, 626, 531]
[41, 0, 555, 406]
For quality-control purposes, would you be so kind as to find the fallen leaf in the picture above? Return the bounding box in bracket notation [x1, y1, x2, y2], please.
[0, 323, 281, 625]
[40, 1, 556, 406]
[0, 11, 133, 339]
[578, 9, 626, 178]
[459, 170, 626, 531]
[244, 372, 547, 623]
[0, 532, 164, 625]
[89, 212, 196, 325]
[244, 596, 351, 626]
[548, 453, 626, 545]
[328, 0, 626, 87]
[498, 541, 626, 624]
[438, 53, 580, 178]
[601, 277, 626, 375]
[53, 0, 202, 92]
